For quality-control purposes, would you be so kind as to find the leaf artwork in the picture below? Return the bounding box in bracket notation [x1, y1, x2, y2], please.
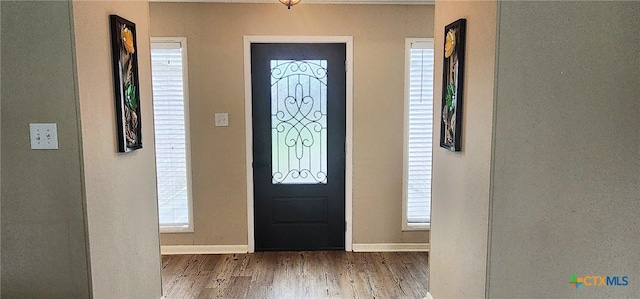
[126, 83, 138, 110]
[445, 83, 455, 111]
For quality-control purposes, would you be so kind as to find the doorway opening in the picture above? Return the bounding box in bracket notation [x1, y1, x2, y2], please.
[243, 36, 353, 252]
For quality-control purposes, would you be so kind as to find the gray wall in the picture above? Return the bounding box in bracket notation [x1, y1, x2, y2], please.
[72, 1, 163, 298]
[1, 1, 3, 295]
[488, 1, 640, 298]
[429, 1, 496, 298]
[0, 1, 3, 294]
[1, 1, 91, 297]
[1, 1, 164, 297]
[150, 3, 432, 247]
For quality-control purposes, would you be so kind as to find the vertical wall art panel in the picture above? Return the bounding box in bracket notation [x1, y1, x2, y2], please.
[110, 15, 143, 152]
[440, 18, 466, 151]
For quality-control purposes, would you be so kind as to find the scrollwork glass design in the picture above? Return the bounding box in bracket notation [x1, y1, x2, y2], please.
[271, 60, 328, 184]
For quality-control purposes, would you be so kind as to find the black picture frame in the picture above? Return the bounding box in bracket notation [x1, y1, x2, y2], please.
[110, 15, 142, 152]
[440, 18, 466, 152]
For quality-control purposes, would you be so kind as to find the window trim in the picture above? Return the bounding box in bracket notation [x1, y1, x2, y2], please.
[402, 38, 433, 231]
[151, 36, 194, 233]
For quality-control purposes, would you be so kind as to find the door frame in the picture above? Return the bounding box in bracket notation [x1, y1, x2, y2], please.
[243, 36, 353, 252]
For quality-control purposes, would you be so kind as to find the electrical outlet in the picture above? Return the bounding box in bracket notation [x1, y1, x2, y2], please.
[215, 113, 229, 127]
[30, 123, 59, 150]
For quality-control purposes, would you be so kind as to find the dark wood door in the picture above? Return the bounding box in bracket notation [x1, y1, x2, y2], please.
[251, 43, 346, 251]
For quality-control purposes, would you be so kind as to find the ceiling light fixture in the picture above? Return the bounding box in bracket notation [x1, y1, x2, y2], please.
[279, 0, 301, 9]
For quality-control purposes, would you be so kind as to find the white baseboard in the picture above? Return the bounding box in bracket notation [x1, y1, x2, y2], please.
[352, 243, 429, 252]
[425, 291, 434, 299]
[161, 245, 249, 255]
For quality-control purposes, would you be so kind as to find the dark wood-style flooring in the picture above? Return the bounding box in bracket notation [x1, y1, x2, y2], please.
[162, 251, 429, 299]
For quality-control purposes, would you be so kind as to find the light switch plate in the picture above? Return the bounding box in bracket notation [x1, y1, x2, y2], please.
[215, 113, 229, 127]
[30, 123, 59, 150]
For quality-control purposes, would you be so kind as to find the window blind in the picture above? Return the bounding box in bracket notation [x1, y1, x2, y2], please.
[407, 40, 434, 224]
[151, 41, 190, 228]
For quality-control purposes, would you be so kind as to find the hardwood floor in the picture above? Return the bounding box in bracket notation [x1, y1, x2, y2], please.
[161, 251, 429, 299]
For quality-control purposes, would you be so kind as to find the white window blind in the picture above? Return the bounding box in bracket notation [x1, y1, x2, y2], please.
[151, 38, 192, 230]
[405, 39, 434, 226]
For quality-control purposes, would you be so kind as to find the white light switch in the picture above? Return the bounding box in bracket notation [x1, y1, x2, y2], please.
[215, 113, 229, 127]
[30, 123, 59, 150]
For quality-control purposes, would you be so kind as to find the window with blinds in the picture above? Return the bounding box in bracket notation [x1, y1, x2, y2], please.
[403, 38, 434, 229]
[150, 37, 193, 231]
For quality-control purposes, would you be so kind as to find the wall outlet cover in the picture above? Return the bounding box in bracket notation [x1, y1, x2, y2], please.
[215, 113, 229, 127]
[30, 123, 59, 150]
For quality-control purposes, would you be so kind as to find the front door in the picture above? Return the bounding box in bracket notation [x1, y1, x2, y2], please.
[251, 43, 346, 251]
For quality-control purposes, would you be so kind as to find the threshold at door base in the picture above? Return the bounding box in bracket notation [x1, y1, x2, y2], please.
[352, 243, 429, 252]
[161, 245, 249, 255]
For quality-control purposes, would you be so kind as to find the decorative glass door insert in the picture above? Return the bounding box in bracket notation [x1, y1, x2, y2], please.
[270, 60, 328, 184]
